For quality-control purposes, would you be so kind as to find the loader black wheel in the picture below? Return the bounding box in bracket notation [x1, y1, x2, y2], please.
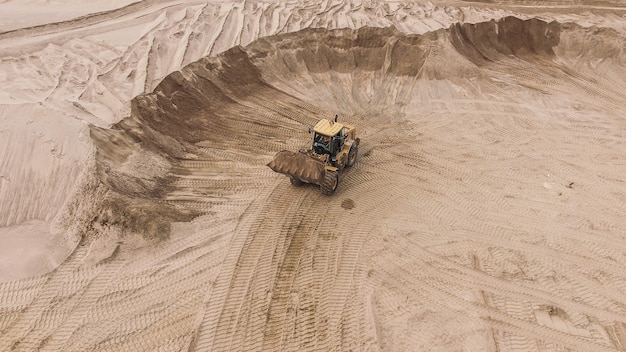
[320, 170, 339, 195]
[290, 176, 304, 186]
[346, 144, 358, 167]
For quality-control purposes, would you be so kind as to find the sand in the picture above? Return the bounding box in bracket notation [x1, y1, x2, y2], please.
[0, 1, 625, 351]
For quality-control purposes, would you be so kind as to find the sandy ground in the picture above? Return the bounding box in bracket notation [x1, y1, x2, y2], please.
[1, 0, 626, 351]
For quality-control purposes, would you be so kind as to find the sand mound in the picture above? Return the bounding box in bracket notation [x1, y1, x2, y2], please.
[1, 6, 626, 352]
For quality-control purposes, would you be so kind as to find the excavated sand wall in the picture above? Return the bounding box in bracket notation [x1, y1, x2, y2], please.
[123, 16, 563, 144]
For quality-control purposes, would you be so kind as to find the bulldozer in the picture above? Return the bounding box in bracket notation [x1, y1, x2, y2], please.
[267, 115, 359, 195]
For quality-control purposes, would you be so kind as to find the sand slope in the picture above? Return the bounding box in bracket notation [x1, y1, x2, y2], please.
[1, 1, 626, 351]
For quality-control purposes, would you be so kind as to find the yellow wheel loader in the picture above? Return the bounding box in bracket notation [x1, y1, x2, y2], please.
[267, 115, 359, 195]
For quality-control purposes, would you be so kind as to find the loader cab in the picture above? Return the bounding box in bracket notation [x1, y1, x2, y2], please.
[312, 119, 346, 158]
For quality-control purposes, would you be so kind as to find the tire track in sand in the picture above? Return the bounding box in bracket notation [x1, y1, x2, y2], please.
[371, 238, 622, 352]
[192, 182, 308, 351]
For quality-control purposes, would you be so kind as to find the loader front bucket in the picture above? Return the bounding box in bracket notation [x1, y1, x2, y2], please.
[267, 150, 326, 185]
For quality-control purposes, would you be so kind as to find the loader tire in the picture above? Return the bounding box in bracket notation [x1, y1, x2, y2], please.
[346, 144, 358, 167]
[320, 170, 339, 195]
[290, 176, 304, 187]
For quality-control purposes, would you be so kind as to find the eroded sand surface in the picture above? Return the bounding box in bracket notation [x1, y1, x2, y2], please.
[1, 1, 626, 351]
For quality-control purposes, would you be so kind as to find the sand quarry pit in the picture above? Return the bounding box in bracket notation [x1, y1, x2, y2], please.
[1, 1, 626, 351]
